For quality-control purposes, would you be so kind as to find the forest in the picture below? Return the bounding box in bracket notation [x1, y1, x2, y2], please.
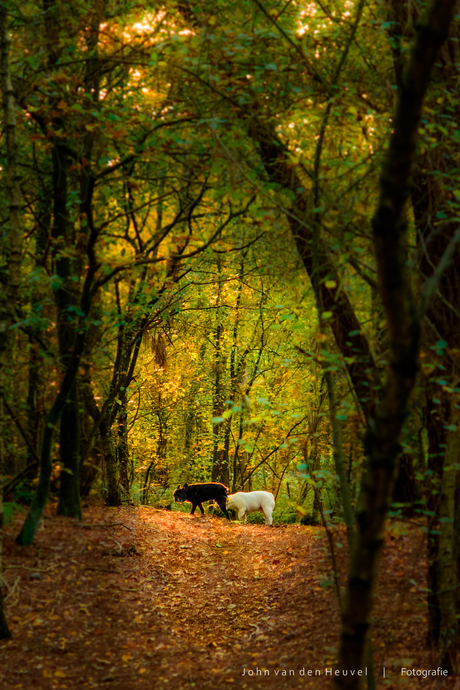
[0, 0, 459, 687]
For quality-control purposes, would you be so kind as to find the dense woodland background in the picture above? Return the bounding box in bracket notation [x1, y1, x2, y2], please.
[1, 0, 460, 685]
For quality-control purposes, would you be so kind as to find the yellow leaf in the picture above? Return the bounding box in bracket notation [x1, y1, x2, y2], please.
[139, 668, 147, 674]
[54, 670, 66, 678]
[122, 654, 131, 662]
[325, 280, 337, 289]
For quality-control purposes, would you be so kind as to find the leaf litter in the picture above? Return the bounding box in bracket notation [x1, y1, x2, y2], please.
[0, 503, 452, 689]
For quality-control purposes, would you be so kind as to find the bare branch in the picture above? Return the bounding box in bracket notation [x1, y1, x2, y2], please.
[419, 224, 460, 318]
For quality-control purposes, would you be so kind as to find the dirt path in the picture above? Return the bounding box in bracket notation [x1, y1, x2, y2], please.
[0, 505, 448, 690]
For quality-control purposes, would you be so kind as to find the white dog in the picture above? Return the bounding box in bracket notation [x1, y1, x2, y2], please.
[226, 491, 275, 526]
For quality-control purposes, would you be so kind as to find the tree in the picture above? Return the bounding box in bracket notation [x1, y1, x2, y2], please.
[387, 1, 460, 667]
[0, 0, 22, 639]
[336, 0, 457, 681]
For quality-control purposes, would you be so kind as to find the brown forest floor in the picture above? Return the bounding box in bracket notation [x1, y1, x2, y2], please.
[0, 503, 457, 690]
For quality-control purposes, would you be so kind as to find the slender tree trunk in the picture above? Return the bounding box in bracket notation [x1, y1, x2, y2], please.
[26, 343, 42, 471]
[81, 372, 122, 507]
[435, 398, 459, 673]
[232, 413, 244, 492]
[54, 0, 104, 519]
[143, 462, 155, 503]
[324, 370, 355, 549]
[53, 141, 81, 519]
[0, 398, 10, 639]
[211, 264, 226, 482]
[183, 339, 207, 469]
[157, 421, 168, 488]
[57, 380, 81, 518]
[100, 423, 121, 507]
[25, 188, 50, 469]
[0, 0, 24, 638]
[117, 403, 130, 497]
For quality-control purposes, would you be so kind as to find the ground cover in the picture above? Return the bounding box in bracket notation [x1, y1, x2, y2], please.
[0, 504, 451, 689]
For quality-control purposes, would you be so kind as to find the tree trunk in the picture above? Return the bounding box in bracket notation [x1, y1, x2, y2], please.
[101, 422, 121, 507]
[53, 0, 104, 519]
[52, 139, 82, 519]
[56, 380, 81, 518]
[0, 0, 23, 638]
[324, 370, 354, 549]
[435, 398, 459, 673]
[211, 264, 226, 483]
[117, 403, 130, 498]
[25, 188, 51, 470]
[26, 342, 42, 472]
[388, 0, 460, 652]
[81, 370, 122, 507]
[142, 461, 155, 504]
[391, 453, 420, 517]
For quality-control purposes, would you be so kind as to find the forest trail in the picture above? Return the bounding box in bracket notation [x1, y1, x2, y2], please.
[0, 505, 444, 690]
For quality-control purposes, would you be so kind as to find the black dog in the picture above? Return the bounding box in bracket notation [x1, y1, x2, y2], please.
[173, 482, 230, 520]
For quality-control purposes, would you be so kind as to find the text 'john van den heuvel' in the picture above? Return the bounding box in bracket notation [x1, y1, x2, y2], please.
[242, 667, 369, 677]
[241, 667, 449, 678]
